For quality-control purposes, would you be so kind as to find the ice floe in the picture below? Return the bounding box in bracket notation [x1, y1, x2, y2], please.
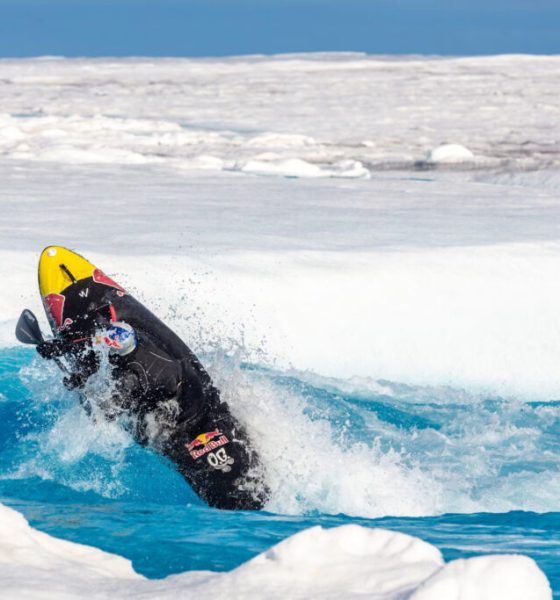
[427, 143, 475, 164]
[0, 504, 551, 599]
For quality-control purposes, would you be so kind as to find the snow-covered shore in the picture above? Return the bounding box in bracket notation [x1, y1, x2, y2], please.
[1, 54, 558, 176]
[0, 503, 551, 600]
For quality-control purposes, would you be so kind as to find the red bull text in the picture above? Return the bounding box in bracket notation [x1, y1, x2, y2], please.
[186, 430, 229, 460]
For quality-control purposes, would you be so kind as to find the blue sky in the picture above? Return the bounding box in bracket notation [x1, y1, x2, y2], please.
[0, 0, 558, 57]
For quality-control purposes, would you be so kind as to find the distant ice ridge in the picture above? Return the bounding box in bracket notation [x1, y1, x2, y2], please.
[0, 54, 559, 178]
[0, 503, 551, 600]
[478, 169, 560, 193]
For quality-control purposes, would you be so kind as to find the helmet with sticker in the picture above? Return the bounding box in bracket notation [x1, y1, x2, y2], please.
[97, 321, 138, 356]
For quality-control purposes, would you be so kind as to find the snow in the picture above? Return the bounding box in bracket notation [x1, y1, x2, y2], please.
[0, 504, 138, 599]
[240, 157, 325, 177]
[0, 54, 558, 175]
[0, 504, 551, 600]
[427, 143, 474, 163]
[410, 555, 552, 600]
[238, 157, 370, 178]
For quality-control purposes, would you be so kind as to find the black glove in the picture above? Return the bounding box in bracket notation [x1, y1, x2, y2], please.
[36, 338, 72, 359]
[63, 373, 87, 390]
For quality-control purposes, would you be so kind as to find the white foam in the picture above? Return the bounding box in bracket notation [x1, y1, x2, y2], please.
[210, 362, 441, 516]
[0, 503, 551, 599]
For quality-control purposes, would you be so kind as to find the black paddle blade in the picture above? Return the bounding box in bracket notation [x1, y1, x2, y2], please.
[15, 309, 44, 345]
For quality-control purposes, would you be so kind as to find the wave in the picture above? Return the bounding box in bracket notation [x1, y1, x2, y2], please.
[2, 346, 558, 519]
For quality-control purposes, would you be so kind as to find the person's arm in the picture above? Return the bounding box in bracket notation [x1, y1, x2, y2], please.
[36, 338, 73, 359]
[96, 369, 141, 421]
[36, 339, 85, 389]
[37, 338, 100, 392]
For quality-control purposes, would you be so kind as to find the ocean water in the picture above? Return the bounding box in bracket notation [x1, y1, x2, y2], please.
[1, 347, 558, 595]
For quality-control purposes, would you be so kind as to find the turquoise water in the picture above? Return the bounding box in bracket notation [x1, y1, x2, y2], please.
[1, 347, 558, 594]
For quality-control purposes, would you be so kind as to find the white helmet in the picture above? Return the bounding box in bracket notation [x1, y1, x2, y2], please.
[96, 321, 137, 356]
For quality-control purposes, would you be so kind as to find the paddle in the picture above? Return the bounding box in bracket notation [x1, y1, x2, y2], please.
[15, 309, 70, 374]
[15, 309, 44, 345]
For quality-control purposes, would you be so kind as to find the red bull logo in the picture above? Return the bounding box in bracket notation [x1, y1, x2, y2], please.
[103, 335, 121, 349]
[186, 430, 229, 460]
